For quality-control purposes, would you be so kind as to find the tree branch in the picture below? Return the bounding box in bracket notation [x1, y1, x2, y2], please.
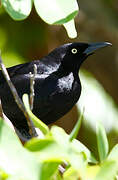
[0, 52, 36, 138]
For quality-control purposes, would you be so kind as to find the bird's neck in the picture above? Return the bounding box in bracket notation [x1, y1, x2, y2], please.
[55, 64, 79, 77]
[52, 65, 80, 86]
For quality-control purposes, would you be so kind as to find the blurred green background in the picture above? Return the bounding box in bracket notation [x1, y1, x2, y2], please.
[0, 0, 118, 159]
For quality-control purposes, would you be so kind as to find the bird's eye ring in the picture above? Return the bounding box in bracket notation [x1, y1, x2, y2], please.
[71, 48, 78, 54]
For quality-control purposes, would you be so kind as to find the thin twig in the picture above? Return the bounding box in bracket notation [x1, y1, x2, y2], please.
[0, 52, 36, 137]
[29, 64, 37, 110]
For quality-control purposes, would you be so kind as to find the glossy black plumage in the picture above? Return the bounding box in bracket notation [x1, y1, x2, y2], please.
[0, 42, 111, 139]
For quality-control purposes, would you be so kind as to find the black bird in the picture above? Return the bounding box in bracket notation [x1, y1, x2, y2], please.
[0, 42, 111, 139]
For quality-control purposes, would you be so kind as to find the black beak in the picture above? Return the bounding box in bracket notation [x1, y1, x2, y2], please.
[84, 42, 112, 55]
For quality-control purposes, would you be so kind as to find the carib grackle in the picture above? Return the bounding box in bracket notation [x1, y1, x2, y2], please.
[0, 42, 111, 139]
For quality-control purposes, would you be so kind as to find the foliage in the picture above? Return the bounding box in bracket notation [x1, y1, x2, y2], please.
[0, 95, 118, 179]
[0, 0, 79, 38]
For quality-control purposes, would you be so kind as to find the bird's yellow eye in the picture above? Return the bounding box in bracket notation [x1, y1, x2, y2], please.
[71, 48, 78, 54]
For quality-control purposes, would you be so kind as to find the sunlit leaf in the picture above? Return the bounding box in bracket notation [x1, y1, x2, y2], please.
[25, 138, 63, 179]
[40, 160, 62, 180]
[85, 165, 100, 180]
[108, 144, 118, 160]
[25, 137, 55, 152]
[34, 0, 79, 38]
[51, 170, 62, 180]
[26, 126, 87, 170]
[96, 122, 109, 162]
[63, 19, 77, 39]
[1, 0, 32, 20]
[72, 139, 97, 164]
[0, 117, 40, 180]
[63, 167, 80, 180]
[51, 126, 96, 163]
[95, 160, 118, 180]
[34, 0, 78, 24]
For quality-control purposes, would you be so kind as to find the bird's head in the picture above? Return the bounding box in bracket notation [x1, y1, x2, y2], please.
[56, 42, 112, 73]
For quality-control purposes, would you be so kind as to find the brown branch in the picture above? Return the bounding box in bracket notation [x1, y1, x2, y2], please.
[0, 52, 36, 138]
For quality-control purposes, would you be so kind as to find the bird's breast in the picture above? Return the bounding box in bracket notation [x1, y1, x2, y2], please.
[56, 73, 81, 105]
[33, 72, 81, 124]
[35, 72, 81, 108]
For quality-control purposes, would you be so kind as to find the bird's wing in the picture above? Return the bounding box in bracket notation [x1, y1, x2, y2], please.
[0, 63, 29, 84]
[0, 60, 44, 84]
[0, 53, 61, 84]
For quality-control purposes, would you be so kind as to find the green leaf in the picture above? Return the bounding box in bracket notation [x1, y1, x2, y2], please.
[96, 122, 109, 162]
[85, 165, 100, 180]
[34, 0, 78, 24]
[25, 137, 55, 152]
[1, 0, 32, 20]
[26, 134, 68, 163]
[51, 126, 96, 163]
[25, 135, 65, 163]
[63, 167, 80, 180]
[40, 160, 62, 180]
[71, 139, 97, 164]
[51, 170, 62, 180]
[22, 93, 49, 135]
[108, 144, 118, 160]
[50, 126, 94, 166]
[34, 0, 79, 38]
[69, 108, 84, 141]
[94, 160, 118, 180]
[25, 138, 63, 180]
[0, 118, 40, 180]
[63, 20, 77, 39]
[26, 126, 87, 170]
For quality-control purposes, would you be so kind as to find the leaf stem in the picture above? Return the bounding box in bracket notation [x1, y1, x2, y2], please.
[23, 94, 49, 135]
